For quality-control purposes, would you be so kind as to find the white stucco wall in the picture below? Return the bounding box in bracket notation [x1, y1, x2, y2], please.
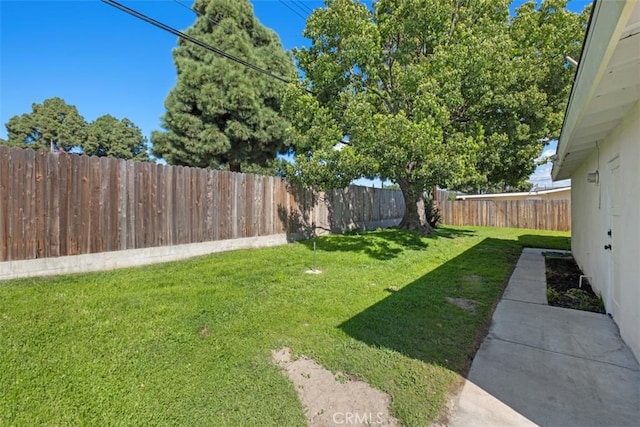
[570, 101, 640, 361]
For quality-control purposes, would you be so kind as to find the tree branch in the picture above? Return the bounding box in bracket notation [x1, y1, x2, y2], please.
[448, 0, 462, 40]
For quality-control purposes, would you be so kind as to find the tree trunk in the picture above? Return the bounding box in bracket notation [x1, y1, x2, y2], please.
[398, 180, 433, 235]
[229, 162, 242, 173]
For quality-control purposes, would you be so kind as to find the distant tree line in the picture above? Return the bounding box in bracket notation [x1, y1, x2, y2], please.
[1, 97, 150, 161]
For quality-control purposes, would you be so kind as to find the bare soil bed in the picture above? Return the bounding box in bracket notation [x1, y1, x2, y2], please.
[544, 253, 605, 314]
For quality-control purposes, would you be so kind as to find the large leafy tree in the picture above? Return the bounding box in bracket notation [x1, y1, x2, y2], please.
[85, 115, 150, 161]
[5, 97, 87, 152]
[285, 0, 588, 232]
[152, 0, 296, 173]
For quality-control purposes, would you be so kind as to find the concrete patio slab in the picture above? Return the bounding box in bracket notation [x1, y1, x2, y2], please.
[491, 300, 639, 370]
[461, 336, 639, 426]
[449, 248, 640, 427]
[451, 380, 536, 427]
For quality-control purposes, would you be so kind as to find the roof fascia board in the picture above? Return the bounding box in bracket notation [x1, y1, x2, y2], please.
[552, 0, 635, 180]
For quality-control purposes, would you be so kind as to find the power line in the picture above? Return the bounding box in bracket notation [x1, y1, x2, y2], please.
[101, 0, 294, 86]
[277, 0, 307, 20]
[291, 0, 314, 15]
[171, 0, 294, 70]
[172, 0, 221, 28]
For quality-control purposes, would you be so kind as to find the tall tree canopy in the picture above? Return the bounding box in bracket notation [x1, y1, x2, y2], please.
[5, 97, 86, 152]
[152, 0, 296, 173]
[3, 97, 150, 160]
[85, 115, 149, 161]
[284, 0, 589, 232]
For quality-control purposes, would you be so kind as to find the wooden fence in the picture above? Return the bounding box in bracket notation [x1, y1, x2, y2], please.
[0, 146, 404, 262]
[438, 199, 571, 231]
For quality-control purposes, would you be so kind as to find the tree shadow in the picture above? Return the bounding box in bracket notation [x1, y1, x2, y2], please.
[338, 237, 521, 375]
[299, 226, 476, 261]
[301, 229, 427, 261]
[518, 234, 571, 251]
[276, 183, 319, 242]
[428, 226, 476, 240]
[277, 204, 315, 242]
[276, 184, 407, 243]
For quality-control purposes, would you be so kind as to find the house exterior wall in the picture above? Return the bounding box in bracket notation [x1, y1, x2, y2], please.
[570, 101, 640, 361]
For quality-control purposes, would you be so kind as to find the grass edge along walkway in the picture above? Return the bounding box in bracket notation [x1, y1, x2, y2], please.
[0, 226, 569, 426]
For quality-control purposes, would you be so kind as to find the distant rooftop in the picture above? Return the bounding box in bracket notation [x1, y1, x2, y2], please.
[457, 186, 571, 200]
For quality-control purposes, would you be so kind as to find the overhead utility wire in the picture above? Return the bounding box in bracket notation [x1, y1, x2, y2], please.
[291, 0, 313, 14]
[277, 0, 307, 20]
[171, 0, 290, 69]
[172, 0, 221, 27]
[101, 0, 296, 87]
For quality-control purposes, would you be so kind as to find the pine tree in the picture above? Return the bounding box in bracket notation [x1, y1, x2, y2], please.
[3, 98, 151, 161]
[152, 0, 295, 173]
[4, 97, 86, 152]
[86, 115, 149, 161]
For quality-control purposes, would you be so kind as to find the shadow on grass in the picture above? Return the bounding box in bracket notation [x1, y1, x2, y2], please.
[301, 227, 476, 261]
[429, 226, 476, 240]
[339, 237, 521, 375]
[518, 234, 571, 251]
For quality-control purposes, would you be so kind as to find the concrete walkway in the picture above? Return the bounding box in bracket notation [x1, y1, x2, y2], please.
[449, 248, 640, 427]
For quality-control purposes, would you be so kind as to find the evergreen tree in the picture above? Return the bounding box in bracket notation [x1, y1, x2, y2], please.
[3, 98, 150, 161]
[4, 97, 86, 152]
[86, 115, 150, 161]
[152, 0, 295, 173]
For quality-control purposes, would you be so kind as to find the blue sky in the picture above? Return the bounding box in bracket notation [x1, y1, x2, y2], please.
[1, 0, 587, 188]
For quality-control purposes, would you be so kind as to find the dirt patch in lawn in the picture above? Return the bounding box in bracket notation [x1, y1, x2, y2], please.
[544, 253, 605, 314]
[445, 297, 478, 313]
[272, 347, 399, 426]
[462, 275, 482, 284]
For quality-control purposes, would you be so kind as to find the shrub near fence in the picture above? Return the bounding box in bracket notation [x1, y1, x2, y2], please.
[0, 146, 404, 262]
[438, 199, 571, 231]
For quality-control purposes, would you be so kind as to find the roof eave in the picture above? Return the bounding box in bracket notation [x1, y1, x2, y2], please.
[552, 0, 636, 181]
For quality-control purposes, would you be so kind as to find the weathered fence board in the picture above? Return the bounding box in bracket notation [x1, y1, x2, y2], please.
[0, 146, 404, 262]
[439, 199, 570, 231]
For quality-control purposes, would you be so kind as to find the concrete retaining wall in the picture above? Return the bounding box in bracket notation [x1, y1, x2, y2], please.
[0, 217, 402, 280]
[0, 234, 289, 280]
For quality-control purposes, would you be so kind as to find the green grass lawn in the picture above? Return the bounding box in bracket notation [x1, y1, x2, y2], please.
[0, 226, 569, 426]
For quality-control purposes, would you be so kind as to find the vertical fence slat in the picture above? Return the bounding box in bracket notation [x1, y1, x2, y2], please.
[10, 149, 25, 260]
[23, 150, 36, 259]
[262, 176, 271, 236]
[88, 156, 101, 253]
[106, 157, 116, 251]
[78, 155, 90, 254]
[68, 154, 79, 255]
[216, 171, 226, 240]
[34, 151, 48, 258]
[175, 165, 183, 244]
[189, 166, 197, 243]
[156, 163, 165, 246]
[209, 170, 217, 241]
[0, 148, 9, 261]
[182, 166, 191, 244]
[59, 153, 72, 256]
[46, 153, 60, 257]
[165, 164, 174, 246]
